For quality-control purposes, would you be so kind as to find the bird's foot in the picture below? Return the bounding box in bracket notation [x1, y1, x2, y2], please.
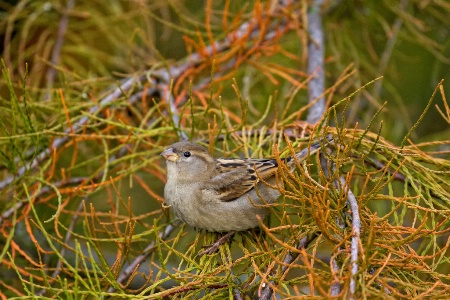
[197, 231, 236, 257]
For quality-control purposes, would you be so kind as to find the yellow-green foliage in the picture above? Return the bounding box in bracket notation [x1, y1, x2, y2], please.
[0, 1, 449, 299]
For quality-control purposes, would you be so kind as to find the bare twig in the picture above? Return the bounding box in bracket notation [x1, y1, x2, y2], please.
[306, 0, 325, 124]
[233, 288, 244, 300]
[330, 256, 341, 296]
[339, 176, 361, 299]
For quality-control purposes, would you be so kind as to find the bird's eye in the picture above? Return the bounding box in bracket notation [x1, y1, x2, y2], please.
[183, 151, 191, 158]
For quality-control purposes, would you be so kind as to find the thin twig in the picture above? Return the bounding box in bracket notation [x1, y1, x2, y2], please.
[321, 143, 344, 297]
[107, 223, 177, 293]
[323, 140, 361, 298]
[0, 177, 86, 224]
[306, 0, 325, 124]
[0, 139, 132, 225]
[165, 88, 189, 141]
[36, 200, 84, 296]
[339, 176, 361, 299]
[233, 288, 244, 300]
[0, 75, 145, 190]
[259, 235, 314, 300]
[330, 257, 341, 296]
[157, 283, 228, 298]
[44, 0, 75, 100]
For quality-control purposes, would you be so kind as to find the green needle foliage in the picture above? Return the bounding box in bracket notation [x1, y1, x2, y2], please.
[0, 1, 449, 299]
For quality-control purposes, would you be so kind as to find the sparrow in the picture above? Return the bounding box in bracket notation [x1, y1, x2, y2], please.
[160, 139, 326, 233]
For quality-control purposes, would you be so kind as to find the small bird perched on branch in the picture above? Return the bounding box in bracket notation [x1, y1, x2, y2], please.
[161, 138, 330, 255]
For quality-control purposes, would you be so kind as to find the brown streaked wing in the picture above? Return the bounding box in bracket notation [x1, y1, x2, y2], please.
[204, 158, 279, 202]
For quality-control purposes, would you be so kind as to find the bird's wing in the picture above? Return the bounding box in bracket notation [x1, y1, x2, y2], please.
[201, 138, 331, 201]
[203, 158, 279, 202]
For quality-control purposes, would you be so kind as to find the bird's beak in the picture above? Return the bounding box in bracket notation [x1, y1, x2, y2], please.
[161, 148, 179, 162]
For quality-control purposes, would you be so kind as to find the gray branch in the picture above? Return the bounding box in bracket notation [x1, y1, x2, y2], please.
[306, 0, 326, 124]
[339, 176, 361, 299]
